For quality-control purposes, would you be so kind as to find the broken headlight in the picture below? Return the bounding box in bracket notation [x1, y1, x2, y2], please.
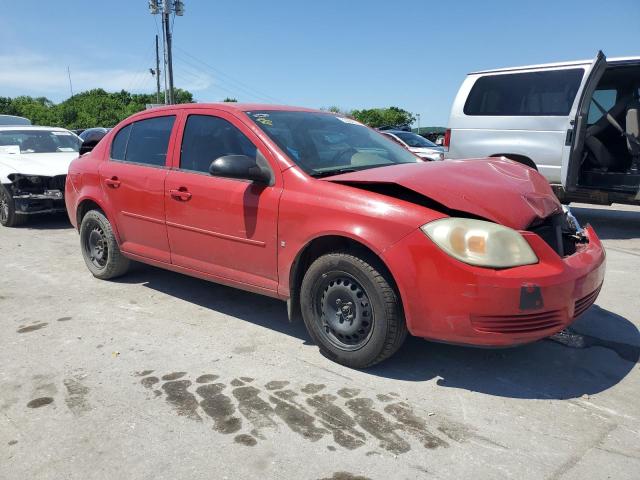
[421, 218, 538, 268]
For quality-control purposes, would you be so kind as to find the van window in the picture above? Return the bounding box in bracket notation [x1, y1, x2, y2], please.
[111, 116, 175, 166]
[464, 69, 584, 116]
[587, 89, 617, 124]
[180, 115, 257, 173]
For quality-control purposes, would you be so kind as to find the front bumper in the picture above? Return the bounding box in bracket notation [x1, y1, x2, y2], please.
[382, 225, 605, 346]
[13, 191, 66, 215]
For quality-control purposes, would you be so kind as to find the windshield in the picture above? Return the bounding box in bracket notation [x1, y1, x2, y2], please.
[393, 132, 438, 148]
[246, 111, 418, 176]
[0, 129, 81, 154]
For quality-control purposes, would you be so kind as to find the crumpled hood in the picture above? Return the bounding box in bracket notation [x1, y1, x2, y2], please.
[0, 152, 78, 180]
[325, 158, 562, 230]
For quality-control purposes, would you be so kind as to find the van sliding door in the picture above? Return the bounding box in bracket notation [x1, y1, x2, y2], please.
[562, 51, 608, 191]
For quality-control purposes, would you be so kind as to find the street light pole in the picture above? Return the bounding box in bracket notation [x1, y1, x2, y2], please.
[416, 113, 421, 134]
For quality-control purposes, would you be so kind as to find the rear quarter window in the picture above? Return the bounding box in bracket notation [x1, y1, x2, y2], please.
[464, 68, 585, 116]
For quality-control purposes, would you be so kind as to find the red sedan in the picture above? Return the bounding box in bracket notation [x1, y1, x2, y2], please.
[65, 104, 605, 368]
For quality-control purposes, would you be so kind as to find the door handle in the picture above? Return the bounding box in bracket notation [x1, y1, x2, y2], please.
[170, 188, 192, 201]
[104, 176, 121, 188]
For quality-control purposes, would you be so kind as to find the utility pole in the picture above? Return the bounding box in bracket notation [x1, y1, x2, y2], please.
[154, 34, 161, 103]
[66, 66, 74, 98]
[149, 0, 184, 105]
[163, 1, 174, 104]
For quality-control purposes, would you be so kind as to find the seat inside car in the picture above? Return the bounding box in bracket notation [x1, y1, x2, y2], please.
[626, 92, 640, 171]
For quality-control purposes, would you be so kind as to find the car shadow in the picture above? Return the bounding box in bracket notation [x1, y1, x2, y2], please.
[19, 213, 72, 230]
[119, 263, 638, 401]
[571, 205, 640, 240]
[365, 305, 638, 399]
[117, 263, 309, 341]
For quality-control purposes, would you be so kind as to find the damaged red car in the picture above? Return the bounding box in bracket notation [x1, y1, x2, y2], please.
[65, 104, 606, 368]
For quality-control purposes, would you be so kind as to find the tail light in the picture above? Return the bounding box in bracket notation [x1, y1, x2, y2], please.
[443, 128, 451, 148]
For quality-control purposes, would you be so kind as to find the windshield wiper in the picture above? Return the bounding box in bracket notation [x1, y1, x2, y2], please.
[310, 168, 359, 178]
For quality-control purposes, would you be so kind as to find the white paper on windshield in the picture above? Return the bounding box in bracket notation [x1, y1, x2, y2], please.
[57, 147, 76, 152]
[336, 117, 364, 126]
[0, 145, 20, 154]
[52, 131, 72, 136]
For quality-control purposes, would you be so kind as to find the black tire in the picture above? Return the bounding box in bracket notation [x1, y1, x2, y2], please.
[0, 184, 27, 227]
[300, 252, 407, 368]
[80, 210, 130, 280]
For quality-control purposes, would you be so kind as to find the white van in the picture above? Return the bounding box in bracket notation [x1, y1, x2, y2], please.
[446, 52, 640, 206]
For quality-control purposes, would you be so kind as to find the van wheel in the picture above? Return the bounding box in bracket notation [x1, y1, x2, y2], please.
[80, 210, 130, 279]
[0, 185, 27, 227]
[300, 252, 407, 368]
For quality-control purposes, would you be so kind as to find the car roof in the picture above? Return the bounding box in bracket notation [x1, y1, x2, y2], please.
[127, 103, 323, 121]
[382, 130, 415, 135]
[469, 55, 640, 75]
[0, 125, 73, 132]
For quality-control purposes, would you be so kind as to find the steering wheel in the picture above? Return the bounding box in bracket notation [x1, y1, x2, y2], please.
[330, 147, 358, 165]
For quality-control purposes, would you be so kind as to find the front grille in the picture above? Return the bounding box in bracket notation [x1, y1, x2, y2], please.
[573, 287, 601, 319]
[47, 175, 67, 191]
[471, 310, 565, 334]
[528, 213, 577, 257]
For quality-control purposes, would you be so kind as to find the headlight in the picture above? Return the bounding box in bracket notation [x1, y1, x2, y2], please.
[421, 218, 538, 268]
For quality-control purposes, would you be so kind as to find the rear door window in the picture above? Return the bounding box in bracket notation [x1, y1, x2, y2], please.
[464, 68, 584, 116]
[111, 116, 175, 166]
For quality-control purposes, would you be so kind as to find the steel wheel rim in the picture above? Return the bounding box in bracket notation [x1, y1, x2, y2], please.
[315, 272, 374, 351]
[84, 221, 108, 269]
[0, 191, 8, 223]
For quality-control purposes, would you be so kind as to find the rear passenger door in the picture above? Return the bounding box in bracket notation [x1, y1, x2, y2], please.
[99, 115, 177, 262]
[164, 110, 282, 292]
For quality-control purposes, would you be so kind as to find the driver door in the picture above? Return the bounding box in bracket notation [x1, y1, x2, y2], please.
[164, 109, 282, 292]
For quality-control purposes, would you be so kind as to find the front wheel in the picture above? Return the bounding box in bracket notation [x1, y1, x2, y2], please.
[0, 185, 27, 227]
[80, 210, 130, 279]
[300, 252, 407, 368]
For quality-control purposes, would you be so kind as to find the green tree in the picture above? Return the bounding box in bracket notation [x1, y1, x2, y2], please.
[350, 107, 415, 128]
[0, 88, 195, 129]
[222, 97, 238, 102]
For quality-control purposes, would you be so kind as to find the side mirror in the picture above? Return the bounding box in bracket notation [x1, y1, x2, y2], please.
[209, 155, 273, 185]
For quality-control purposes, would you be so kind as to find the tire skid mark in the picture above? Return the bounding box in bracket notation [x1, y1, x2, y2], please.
[232, 385, 279, 431]
[196, 383, 241, 434]
[161, 380, 201, 421]
[384, 402, 448, 449]
[345, 397, 410, 454]
[138, 371, 461, 455]
[306, 394, 366, 450]
[268, 393, 328, 442]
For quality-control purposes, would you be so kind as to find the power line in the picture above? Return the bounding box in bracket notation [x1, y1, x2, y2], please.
[173, 46, 285, 104]
[172, 55, 263, 102]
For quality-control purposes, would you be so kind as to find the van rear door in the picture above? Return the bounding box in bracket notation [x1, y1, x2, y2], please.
[562, 51, 608, 191]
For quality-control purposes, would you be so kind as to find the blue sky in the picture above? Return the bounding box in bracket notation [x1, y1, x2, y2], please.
[0, 0, 638, 125]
